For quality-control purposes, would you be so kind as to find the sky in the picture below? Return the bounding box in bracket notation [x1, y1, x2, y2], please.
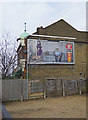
[0, 1, 87, 40]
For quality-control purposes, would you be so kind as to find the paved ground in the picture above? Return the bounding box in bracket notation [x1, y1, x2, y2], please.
[4, 94, 86, 118]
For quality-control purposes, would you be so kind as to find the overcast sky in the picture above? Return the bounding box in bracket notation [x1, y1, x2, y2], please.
[1, 1, 86, 39]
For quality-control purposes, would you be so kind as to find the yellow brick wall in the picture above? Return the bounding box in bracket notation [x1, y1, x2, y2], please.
[28, 42, 87, 81]
[27, 20, 88, 81]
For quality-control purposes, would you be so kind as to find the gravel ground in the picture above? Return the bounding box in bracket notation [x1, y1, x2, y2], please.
[4, 94, 86, 118]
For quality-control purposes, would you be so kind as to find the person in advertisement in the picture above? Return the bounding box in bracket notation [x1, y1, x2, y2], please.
[36, 41, 42, 61]
[55, 48, 61, 62]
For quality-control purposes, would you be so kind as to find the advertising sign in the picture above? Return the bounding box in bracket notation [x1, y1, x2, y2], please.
[27, 39, 74, 64]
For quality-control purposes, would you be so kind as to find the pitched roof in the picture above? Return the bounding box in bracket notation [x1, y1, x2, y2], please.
[33, 19, 78, 35]
[45, 19, 77, 31]
[32, 19, 88, 42]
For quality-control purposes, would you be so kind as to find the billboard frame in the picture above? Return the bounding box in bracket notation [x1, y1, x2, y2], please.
[27, 38, 75, 65]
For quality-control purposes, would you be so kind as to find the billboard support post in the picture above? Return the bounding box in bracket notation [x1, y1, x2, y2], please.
[26, 38, 29, 100]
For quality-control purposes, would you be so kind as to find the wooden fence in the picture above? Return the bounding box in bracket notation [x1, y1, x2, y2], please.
[28, 80, 44, 99]
[29, 78, 86, 98]
[2, 79, 28, 102]
[2, 78, 86, 101]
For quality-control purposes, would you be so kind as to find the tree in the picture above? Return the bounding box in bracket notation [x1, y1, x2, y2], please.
[0, 31, 18, 79]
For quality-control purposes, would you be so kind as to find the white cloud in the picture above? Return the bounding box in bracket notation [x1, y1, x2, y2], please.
[1, 2, 86, 39]
[2, 3, 54, 35]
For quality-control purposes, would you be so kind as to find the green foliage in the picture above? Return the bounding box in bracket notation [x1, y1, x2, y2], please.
[2, 69, 22, 79]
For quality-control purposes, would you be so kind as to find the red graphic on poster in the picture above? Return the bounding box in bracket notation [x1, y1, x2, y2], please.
[66, 43, 72, 50]
[67, 52, 72, 62]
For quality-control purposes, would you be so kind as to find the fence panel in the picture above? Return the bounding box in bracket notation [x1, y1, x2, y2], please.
[45, 78, 86, 97]
[46, 79, 56, 97]
[2, 80, 11, 101]
[2, 78, 86, 101]
[56, 79, 63, 96]
[46, 79, 62, 97]
[23, 79, 28, 100]
[2, 79, 28, 102]
[64, 80, 78, 96]
[28, 80, 44, 99]
[79, 79, 86, 94]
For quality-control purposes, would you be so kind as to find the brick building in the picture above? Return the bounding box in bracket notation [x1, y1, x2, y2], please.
[17, 19, 88, 81]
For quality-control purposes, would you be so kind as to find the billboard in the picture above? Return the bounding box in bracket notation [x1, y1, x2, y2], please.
[27, 39, 74, 64]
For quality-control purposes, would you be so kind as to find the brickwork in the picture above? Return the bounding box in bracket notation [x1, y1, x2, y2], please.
[27, 20, 88, 81]
[17, 19, 88, 80]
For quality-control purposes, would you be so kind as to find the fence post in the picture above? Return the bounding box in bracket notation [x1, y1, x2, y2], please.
[62, 78, 65, 96]
[28, 81, 31, 95]
[43, 79, 46, 99]
[79, 78, 82, 95]
[77, 79, 81, 95]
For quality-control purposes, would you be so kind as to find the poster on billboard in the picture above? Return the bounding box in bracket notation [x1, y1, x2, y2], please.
[27, 39, 74, 64]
